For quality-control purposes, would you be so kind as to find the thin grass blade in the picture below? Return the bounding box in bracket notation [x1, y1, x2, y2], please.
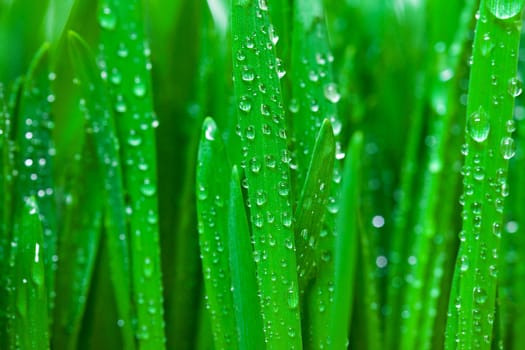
[13, 43, 58, 321]
[97, 1, 166, 346]
[67, 30, 135, 350]
[445, 1, 525, 348]
[294, 119, 335, 290]
[231, 0, 302, 347]
[7, 197, 49, 350]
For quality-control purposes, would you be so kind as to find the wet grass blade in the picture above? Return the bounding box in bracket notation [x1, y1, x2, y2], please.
[294, 119, 335, 290]
[67, 31, 135, 350]
[14, 43, 58, 321]
[446, 1, 525, 348]
[329, 130, 363, 349]
[227, 165, 265, 349]
[97, 0, 166, 346]
[231, 0, 302, 347]
[52, 135, 103, 350]
[196, 117, 238, 349]
[7, 197, 49, 350]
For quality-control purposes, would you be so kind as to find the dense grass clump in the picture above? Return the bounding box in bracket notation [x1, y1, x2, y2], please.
[1, 0, 525, 349]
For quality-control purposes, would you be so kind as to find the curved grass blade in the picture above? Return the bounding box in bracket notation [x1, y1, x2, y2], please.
[196, 117, 238, 349]
[227, 165, 265, 349]
[14, 43, 58, 320]
[445, 1, 525, 348]
[67, 31, 135, 350]
[7, 197, 49, 350]
[97, 1, 166, 346]
[231, 0, 302, 347]
[328, 130, 363, 350]
[52, 135, 103, 350]
[294, 119, 335, 290]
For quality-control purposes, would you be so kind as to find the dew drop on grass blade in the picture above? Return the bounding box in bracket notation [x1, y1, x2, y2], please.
[97, 0, 166, 346]
[7, 197, 49, 350]
[13, 43, 58, 321]
[67, 31, 135, 350]
[329, 130, 363, 350]
[445, 1, 525, 348]
[231, 0, 302, 347]
[52, 134, 103, 350]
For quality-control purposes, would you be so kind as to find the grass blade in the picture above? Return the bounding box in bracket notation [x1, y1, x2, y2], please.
[14, 43, 58, 321]
[7, 197, 49, 350]
[67, 31, 135, 350]
[196, 117, 238, 349]
[231, 0, 302, 347]
[446, 1, 525, 348]
[97, 0, 166, 346]
[52, 135, 103, 350]
[227, 165, 265, 349]
[329, 130, 363, 349]
[294, 119, 335, 290]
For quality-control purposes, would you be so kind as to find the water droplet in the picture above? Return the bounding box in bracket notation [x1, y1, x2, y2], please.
[486, 0, 524, 20]
[127, 132, 142, 147]
[268, 24, 279, 45]
[239, 96, 252, 113]
[204, 121, 216, 141]
[276, 58, 286, 79]
[133, 76, 147, 97]
[258, 0, 268, 11]
[115, 95, 127, 113]
[473, 286, 488, 304]
[480, 32, 494, 56]
[141, 180, 156, 196]
[241, 66, 255, 82]
[500, 136, 516, 159]
[117, 43, 129, 57]
[250, 157, 261, 174]
[256, 190, 267, 206]
[98, 6, 117, 30]
[508, 77, 522, 97]
[323, 83, 341, 103]
[282, 212, 292, 228]
[467, 106, 490, 143]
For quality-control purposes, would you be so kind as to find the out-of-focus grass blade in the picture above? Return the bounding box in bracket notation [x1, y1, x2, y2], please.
[228, 165, 265, 349]
[0, 84, 12, 345]
[52, 135, 103, 350]
[445, 1, 525, 348]
[7, 197, 49, 350]
[14, 43, 58, 320]
[196, 117, 238, 349]
[329, 131, 363, 350]
[231, 0, 302, 347]
[97, 0, 166, 346]
[294, 119, 335, 290]
[67, 31, 135, 350]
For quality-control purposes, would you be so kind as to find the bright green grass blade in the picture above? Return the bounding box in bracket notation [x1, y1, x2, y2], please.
[329, 130, 363, 349]
[97, 0, 166, 346]
[7, 197, 49, 350]
[228, 165, 265, 349]
[231, 0, 302, 347]
[67, 30, 135, 350]
[445, 1, 525, 348]
[14, 43, 58, 321]
[294, 119, 335, 290]
[52, 135, 103, 350]
[196, 117, 238, 349]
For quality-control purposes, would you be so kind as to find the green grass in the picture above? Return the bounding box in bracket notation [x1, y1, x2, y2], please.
[2, 0, 525, 349]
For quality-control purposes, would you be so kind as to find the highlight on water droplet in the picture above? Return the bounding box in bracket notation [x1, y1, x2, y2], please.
[467, 106, 490, 143]
[323, 83, 341, 103]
